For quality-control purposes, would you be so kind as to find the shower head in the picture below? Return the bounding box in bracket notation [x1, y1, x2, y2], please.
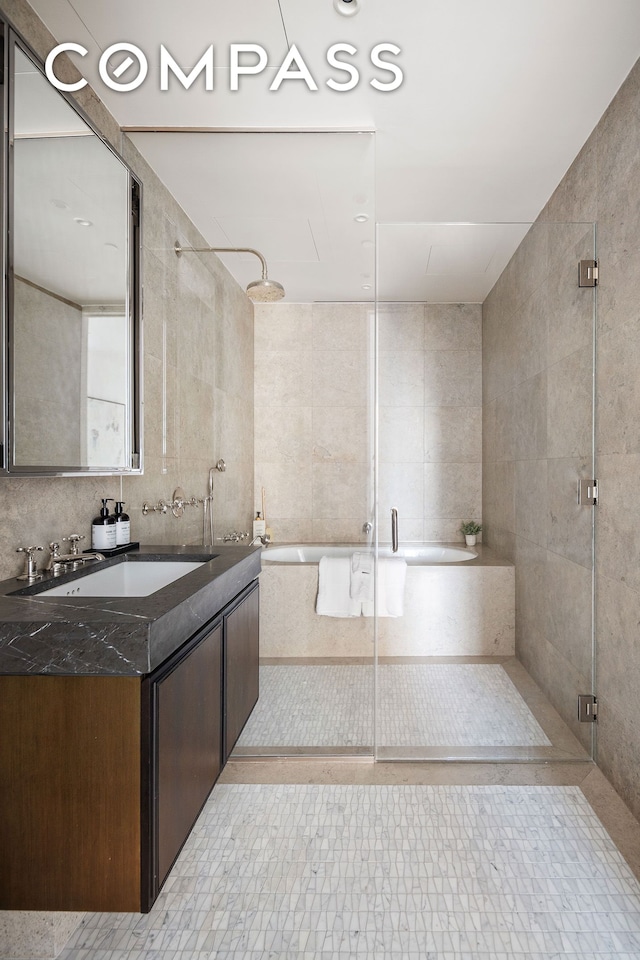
[174, 242, 285, 302]
[245, 277, 286, 302]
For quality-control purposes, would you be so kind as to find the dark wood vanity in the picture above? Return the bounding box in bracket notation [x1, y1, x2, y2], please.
[0, 547, 260, 913]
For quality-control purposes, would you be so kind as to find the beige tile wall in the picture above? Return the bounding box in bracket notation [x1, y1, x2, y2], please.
[482, 220, 596, 754]
[379, 303, 482, 544]
[483, 55, 640, 819]
[254, 301, 482, 545]
[254, 302, 371, 544]
[0, 0, 254, 584]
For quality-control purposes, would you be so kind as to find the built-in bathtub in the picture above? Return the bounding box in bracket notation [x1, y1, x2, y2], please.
[265, 544, 477, 564]
[260, 542, 514, 659]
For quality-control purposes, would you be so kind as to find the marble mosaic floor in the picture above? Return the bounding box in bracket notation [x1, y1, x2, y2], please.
[236, 663, 551, 750]
[60, 782, 640, 959]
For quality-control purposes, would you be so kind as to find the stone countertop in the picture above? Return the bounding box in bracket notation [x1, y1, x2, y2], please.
[0, 544, 261, 677]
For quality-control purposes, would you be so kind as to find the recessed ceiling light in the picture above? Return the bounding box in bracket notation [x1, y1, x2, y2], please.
[51, 198, 69, 210]
[74, 217, 93, 227]
[333, 0, 361, 16]
[354, 214, 369, 223]
[362, 283, 372, 290]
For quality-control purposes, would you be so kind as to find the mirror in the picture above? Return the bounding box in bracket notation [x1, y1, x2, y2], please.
[2, 34, 142, 475]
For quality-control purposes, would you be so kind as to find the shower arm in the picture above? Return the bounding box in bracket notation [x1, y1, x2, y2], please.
[174, 243, 269, 280]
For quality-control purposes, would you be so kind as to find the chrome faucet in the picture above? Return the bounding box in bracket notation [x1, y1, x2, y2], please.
[219, 531, 250, 543]
[250, 533, 271, 547]
[46, 538, 104, 573]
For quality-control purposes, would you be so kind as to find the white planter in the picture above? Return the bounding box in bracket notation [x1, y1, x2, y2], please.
[465, 534, 477, 546]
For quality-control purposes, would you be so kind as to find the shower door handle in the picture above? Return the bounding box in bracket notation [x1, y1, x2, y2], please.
[391, 508, 398, 553]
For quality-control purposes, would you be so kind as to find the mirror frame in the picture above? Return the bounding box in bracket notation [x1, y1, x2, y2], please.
[0, 20, 143, 476]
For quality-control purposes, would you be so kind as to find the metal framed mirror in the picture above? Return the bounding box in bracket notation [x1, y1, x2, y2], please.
[1, 24, 142, 476]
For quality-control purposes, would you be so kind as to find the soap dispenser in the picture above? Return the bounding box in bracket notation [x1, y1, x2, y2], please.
[253, 511, 266, 539]
[114, 501, 131, 546]
[92, 498, 117, 550]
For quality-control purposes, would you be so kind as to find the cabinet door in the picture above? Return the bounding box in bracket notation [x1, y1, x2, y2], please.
[224, 581, 259, 758]
[155, 622, 222, 891]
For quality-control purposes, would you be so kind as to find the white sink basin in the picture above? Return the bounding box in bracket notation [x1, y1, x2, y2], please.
[36, 560, 206, 598]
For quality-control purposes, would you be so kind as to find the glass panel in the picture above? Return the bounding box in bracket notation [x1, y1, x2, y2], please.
[374, 221, 596, 762]
[161, 131, 379, 758]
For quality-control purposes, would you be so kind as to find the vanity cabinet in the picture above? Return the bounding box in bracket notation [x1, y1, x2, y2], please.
[0, 578, 259, 913]
[151, 620, 223, 896]
[224, 579, 259, 758]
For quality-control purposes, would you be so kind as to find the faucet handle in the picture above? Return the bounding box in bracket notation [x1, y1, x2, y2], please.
[16, 545, 44, 581]
[63, 534, 85, 555]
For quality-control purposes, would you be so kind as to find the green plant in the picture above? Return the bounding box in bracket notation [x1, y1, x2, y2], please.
[460, 520, 482, 536]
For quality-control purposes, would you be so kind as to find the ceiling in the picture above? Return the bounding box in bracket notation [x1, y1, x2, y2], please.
[28, 0, 640, 301]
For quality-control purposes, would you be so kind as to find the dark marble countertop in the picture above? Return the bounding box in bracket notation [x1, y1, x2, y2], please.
[0, 544, 261, 677]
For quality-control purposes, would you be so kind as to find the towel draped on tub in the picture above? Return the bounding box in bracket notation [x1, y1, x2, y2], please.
[316, 555, 407, 618]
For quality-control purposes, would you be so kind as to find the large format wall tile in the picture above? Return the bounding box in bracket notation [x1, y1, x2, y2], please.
[257, 302, 481, 545]
[377, 302, 424, 353]
[515, 459, 547, 548]
[547, 346, 593, 460]
[484, 54, 640, 819]
[546, 456, 593, 569]
[424, 406, 482, 463]
[596, 454, 640, 595]
[597, 316, 640, 455]
[423, 461, 482, 521]
[379, 350, 425, 406]
[512, 372, 548, 461]
[424, 350, 482, 406]
[380, 407, 425, 463]
[424, 302, 482, 350]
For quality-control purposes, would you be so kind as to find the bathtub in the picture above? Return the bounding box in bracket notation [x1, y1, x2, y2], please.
[264, 543, 477, 564]
[259, 542, 515, 659]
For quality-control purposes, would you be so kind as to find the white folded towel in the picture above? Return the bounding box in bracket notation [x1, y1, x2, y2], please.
[316, 557, 362, 618]
[362, 557, 407, 618]
[350, 551, 374, 601]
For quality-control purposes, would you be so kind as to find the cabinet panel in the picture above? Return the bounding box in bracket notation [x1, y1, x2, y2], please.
[0, 676, 141, 912]
[154, 622, 222, 890]
[224, 581, 259, 757]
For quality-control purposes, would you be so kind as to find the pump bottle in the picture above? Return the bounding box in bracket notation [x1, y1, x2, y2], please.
[91, 498, 117, 550]
[114, 501, 131, 546]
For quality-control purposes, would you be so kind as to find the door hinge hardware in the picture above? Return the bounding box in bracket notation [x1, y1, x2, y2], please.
[578, 259, 598, 287]
[578, 694, 598, 722]
[578, 478, 598, 506]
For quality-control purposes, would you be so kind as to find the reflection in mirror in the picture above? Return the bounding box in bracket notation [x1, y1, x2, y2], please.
[7, 41, 140, 474]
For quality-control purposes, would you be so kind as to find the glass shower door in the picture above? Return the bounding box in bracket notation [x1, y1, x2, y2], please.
[374, 221, 596, 762]
[218, 130, 378, 759]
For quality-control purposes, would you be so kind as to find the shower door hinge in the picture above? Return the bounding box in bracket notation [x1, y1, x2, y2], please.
[577, 478, 598, 506]
[578, 259, 598, 287]
[578, 694, 598, 722]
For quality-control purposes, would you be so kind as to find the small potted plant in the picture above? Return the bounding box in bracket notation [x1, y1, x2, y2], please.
[460, 520, 482, 547]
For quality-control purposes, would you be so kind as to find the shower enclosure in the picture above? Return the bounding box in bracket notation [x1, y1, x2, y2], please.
[374, 220, 597, 762]
[197, 129, 598, 764]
